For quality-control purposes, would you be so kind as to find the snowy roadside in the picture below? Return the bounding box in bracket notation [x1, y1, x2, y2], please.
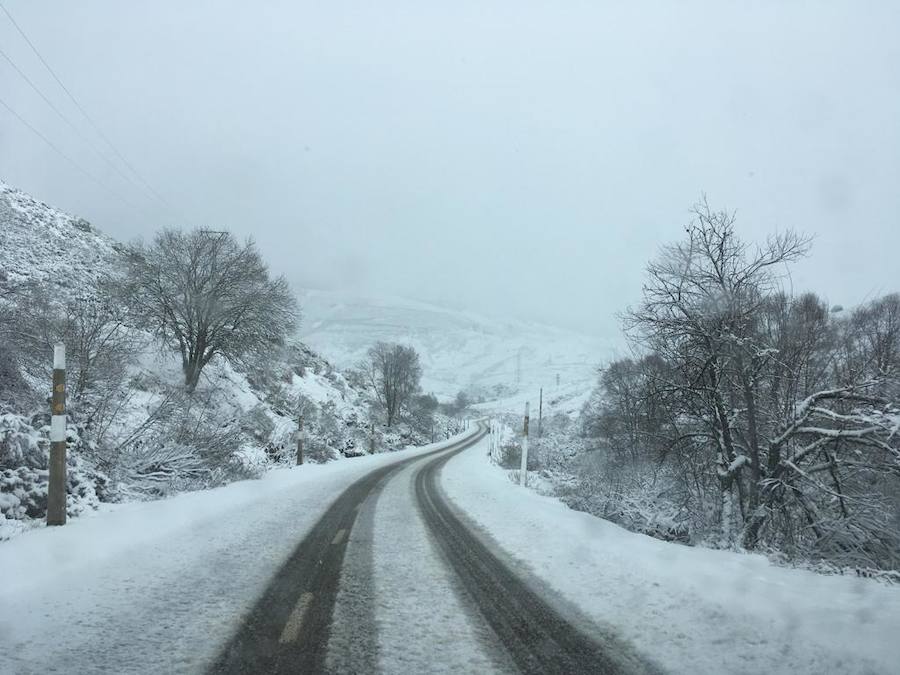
[0, 432, 472, 675]
[440, 437, 900, 675]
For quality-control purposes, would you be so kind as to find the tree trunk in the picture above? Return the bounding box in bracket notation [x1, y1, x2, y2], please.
[183, 356, 202, 392]
[739, 365, 762, 511]
[741, 506, 768, 549]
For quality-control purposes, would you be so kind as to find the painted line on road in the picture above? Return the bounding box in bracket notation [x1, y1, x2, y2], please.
[331, 529, 347, 546]
[279, 592, 314, 644]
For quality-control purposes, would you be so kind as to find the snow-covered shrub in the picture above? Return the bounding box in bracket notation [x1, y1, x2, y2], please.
[0, 427, 105, 523]
[241, 404, 276, 446]
[0, 467, 49, 519]
[496, 438, 540, 471]
[304, 438, 343, 463]
[559, 464, 691, 544]
[115, 442, 211, 498]
[0, 412, 45, 469]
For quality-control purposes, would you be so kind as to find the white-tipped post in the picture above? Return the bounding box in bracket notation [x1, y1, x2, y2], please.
[47, 343, 67, 525]
[53, 342, 66, 369]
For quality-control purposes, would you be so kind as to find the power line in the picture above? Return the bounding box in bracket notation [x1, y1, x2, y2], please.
[0, 93, 141, 211]
[0, 1, 181, 218]
[0, 44, 152, 201]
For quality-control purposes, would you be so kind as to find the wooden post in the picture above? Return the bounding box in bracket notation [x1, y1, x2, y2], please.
[369, 423, 375, 454]
[47, 343, 67, 526]
[538, 387, 543, 438]
[296, 414, 304, 465]
[520, 401, 529, 486]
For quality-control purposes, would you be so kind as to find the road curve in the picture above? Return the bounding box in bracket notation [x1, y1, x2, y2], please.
[208, 429, 486, 675]
[415, 430, 656, 675]
[211, 423, 655, 674]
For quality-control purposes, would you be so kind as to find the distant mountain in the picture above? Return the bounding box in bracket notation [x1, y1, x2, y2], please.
[298, 289, 613, 407]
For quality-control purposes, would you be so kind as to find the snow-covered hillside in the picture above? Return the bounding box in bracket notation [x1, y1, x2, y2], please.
[299, 288, 613, 408]
[0, 180, 123, 296]
[0, 181, 393, 537]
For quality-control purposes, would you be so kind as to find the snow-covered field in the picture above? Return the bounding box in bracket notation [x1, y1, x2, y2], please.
[0, 435, 468, 675]
[441, 438, 900, 675]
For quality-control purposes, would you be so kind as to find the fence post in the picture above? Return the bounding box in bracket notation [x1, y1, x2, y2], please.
[47, 343, 67, 526]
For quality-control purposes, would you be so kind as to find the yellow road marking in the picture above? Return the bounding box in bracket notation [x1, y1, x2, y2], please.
[279, 592, 314, 644]
[331, 528, 347, 546]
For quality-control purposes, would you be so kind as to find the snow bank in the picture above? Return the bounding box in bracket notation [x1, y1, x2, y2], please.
[441, 438, 900, 675]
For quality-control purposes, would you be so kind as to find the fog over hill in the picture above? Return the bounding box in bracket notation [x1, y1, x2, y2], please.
[298, 288, 614, 405]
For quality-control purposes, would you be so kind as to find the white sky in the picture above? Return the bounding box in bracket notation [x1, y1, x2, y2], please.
[1, 1, 898, 341]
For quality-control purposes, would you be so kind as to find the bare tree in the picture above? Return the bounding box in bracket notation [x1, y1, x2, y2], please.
[577, 200, 900, 569]
[127, 229, 298, 392]
[364, 342, 422, 427]
[2, 281, 137, 413]
[624, 199, 811, 543]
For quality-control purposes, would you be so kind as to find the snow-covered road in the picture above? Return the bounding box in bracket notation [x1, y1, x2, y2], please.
[2, 426, 898, 674]
[0, 433, 476, 674]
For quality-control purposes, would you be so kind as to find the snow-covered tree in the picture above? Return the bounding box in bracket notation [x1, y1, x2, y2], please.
[364, 342, 422, 427]
[579, 199, 900, 570]
[127, 229, 298, 392]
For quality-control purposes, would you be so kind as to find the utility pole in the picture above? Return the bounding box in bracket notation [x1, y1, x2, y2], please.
[538, 387, 543, 439]
[296, 414, 304, 465]
[369, 423, 375, 454]
[47, 343, 67, 526]
[516, 349, 522, 387]
[431, 421, 435, 444]
[520, 401, 529, 487]
[556, 372, 560, 388]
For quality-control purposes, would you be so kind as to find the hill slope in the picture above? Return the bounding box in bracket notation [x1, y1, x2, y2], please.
[0, 180, 123, 297]
[0, 181, 388, 538]
[298, 288, 613, 410]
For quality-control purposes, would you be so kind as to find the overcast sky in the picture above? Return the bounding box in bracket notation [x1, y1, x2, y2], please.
[2, 1, 899, 341]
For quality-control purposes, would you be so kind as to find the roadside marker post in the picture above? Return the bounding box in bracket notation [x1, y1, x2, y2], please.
[296, 414, 304, 465]
[47, 343, 67, 526]
[488, 418, 495, 458]
[520, 401, 529, 487]
[490, 419, 495, 459]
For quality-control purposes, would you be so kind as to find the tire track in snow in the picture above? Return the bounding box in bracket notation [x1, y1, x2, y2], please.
[209, 429, 485, 674]
[416, 433, 659, 675]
